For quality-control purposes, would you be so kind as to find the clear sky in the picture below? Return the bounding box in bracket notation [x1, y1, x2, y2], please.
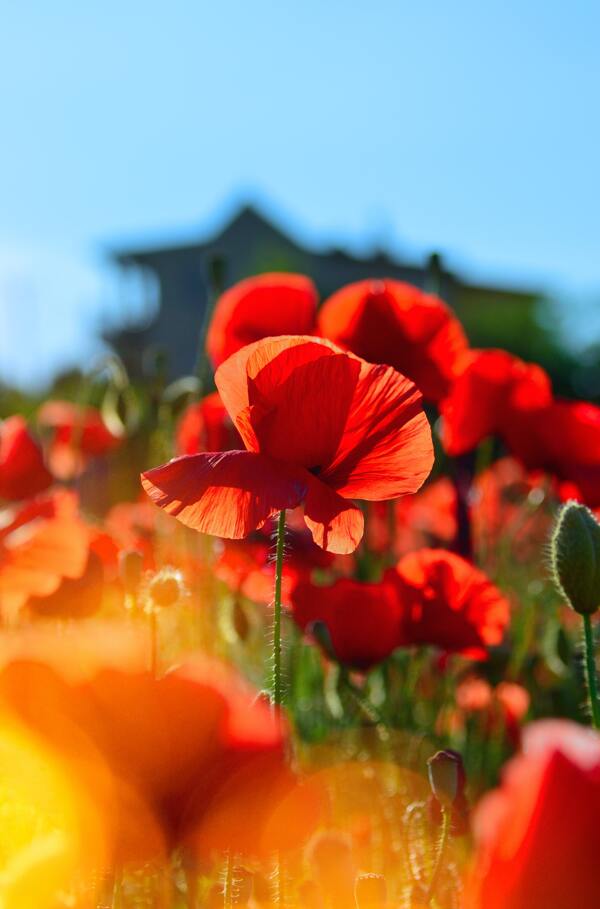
[1, 1, 599, 388]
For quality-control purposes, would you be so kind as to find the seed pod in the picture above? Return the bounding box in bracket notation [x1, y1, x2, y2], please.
[550, 501, 600, 615]
[148, 569, 183, 608]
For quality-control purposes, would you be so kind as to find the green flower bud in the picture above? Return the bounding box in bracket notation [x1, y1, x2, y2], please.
[550, 501, 600, 615]
[427, 749, 465, 803]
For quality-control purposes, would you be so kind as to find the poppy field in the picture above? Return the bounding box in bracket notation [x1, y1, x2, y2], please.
[2, 274, 600, 909]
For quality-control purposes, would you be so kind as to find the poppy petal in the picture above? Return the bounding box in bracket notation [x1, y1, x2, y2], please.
[215, 335, 343, 450]
[206, 273, 318, 368]
[246, 345, 361, 469]
[317, 279, 469, 401]
[322, 361, 434, 500]
[303, 475, 364, 554]
[141, 451, 307, 539]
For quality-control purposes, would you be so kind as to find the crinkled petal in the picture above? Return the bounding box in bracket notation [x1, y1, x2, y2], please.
[322, 361, 434, 500]
[303, 475, 364, 554]
[215, 335, 344, 451]
[141, 451, 307, 539]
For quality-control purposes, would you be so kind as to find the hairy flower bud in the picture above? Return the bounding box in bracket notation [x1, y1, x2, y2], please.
[427, 749, 465, 803]
[118, 550, 144, 594]
[550, 501, 600, 615]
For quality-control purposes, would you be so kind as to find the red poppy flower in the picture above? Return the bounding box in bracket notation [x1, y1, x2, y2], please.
[388, 548, 510, 658]
[142, 336, 434, 554]
[317, 279, 469, 402]
[440, 349, 552, 457]
[290, 576, 403, 669]
[206, 273, 318, 368]
[176, 391, 242, 455]
[0, 491, 92, 621]
[465, 720, 600, 909]
[0, 416, 52, 501]
[38, 400, 122, 479]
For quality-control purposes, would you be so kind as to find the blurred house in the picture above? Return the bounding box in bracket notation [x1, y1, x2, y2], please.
[108, 204, 546, 381]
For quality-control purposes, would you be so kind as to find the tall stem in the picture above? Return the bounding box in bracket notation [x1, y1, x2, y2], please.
[582, 614, 600, 729]
[271, 510, 286, 708]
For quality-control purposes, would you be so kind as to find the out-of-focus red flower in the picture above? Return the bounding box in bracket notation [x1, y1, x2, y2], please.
[290, 576, 403, 669]
[512, 400, 600, 507]
[0, 492, 93, 621]
[38, 401, 122, 479]
[368, 478, 458, 556]
[0, 416, 52, 501]
[0, 643, 294, 862]
[206, 273, 318, 368]
[176, 391, 243, 455]
[440, 349, 552, 457]
[215, 524, 333, 606]
[465, 720, 600, 909]
[317, 279, 469, 402]
[388, 549, 510, 659]
[142, 336, 434, 554]
[456, 675, 493, 713]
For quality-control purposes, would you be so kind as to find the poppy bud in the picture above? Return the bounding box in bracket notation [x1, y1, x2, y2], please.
[308, 620, 338, 662]
[148, 569, 183, 608]
[427, 749, 465, 803]
[355, 872, 387, 907]
[550, 501, 600, 615]
[119, 550, 144, 594]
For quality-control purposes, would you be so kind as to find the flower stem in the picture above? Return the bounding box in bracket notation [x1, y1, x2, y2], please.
[582, 613, 600, 729]
[271, 509, 286, 708]
[425, 804, 450, 905]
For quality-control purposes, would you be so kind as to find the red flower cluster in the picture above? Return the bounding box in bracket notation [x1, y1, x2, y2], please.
[291, 549, 509, 668]
[441, 349, 600, 505]
[143, 336, 433, 554]
[206, 272, 468, 402]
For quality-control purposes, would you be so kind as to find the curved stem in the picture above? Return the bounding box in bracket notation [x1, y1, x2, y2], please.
[426, 804, 450, 905]
[582, 614, 600, 729]
[271, 510, 286, 708]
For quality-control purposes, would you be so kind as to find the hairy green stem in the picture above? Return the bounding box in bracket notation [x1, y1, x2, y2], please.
[271, 510, 286, 707]
[582, 613, 600, 729]
[426, 804, 450, 905]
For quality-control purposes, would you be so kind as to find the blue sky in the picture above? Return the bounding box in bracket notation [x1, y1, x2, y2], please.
[1, 1, 599, 387]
